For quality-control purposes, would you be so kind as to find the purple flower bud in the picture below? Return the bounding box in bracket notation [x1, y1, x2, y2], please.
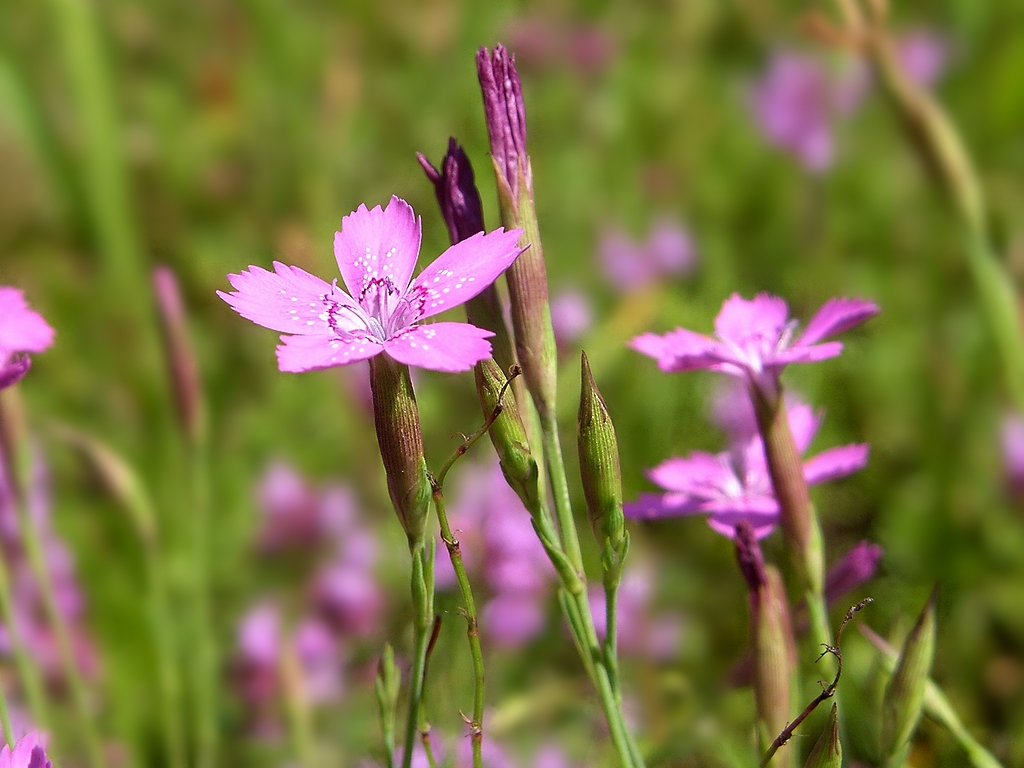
[824, 541, 883, 603]
[417, 139, 485, 245]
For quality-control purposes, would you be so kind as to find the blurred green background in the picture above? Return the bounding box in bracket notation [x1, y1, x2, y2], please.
[3, 0, 1024, 765]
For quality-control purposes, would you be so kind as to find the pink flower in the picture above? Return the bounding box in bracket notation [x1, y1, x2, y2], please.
[631, 293, 878, 394]
[625, 399, 868, 539]
[0, 732, 52, 768]
[550, 290, 593, 347]
[897, 30, 948, 89]
[0, 288, 55, 391]
[750, 53, 843, 172]
[598, 218, 696, 292]
[219, 197, 523, 373]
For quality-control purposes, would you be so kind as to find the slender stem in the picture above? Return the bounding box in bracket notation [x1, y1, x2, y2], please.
[603, 581, 621, 698]
[401, 542, 434, 768]
[430, 487, 485, 768]
[145, 540, 187, 768]
[539, 414, 584, 572]
[187, 441, 217, 768]
[421, 729, 439, 768]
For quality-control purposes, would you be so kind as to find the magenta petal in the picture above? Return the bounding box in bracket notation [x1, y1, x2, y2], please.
[623, 492, 703, 519]
[0, 355, 31, 390]
[630, 328, 720, 372]
[219, 262, 345, 335]
[714, 293, 789, 346]
[796, 297, 880, 347]
[333, 197, 422, 300]
[411, 228, 524, 320]
[771, 340, 844, 366]
[0, 288, 55, 354]
[482, 592, 545, 647]
[384, 322, 493, 372]
[803, 443, 869, 485]
[276, 334, 382, 372]
[647, 453, 732, 494]
[785, 400, 821, 454]
[708, 515, 776, 540]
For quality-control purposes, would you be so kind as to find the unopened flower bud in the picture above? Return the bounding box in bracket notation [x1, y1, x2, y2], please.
[577, 351, 625, 557]
[477, 45, 557, 419]
[368, 355, 431, 545]
[804, 703, 842, 768]
[153, 266, 206, 446]
[419, 140, 516, 374]
[881, 586, 938, 762]
[736, 523, 796, 761]
[474, 358, 540, 512]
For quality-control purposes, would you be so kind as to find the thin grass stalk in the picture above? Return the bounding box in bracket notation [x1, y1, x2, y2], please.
[281, 631, 318, 768]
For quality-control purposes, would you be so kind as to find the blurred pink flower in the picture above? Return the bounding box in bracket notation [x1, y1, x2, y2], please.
[632, 293, 878, 396]
[588, 563, 683, 661]
[440, 460, 555, 647]
[0, 288, 55, 391]
[219, 197, 523, 373]
[1002, 413, 1024, 495]
[550, 290, 593, 347]
[599, 218, 696, 292]
[625, 399, 868, 539]
[750, 53, 841, 172]
[897, 30, 948, 88]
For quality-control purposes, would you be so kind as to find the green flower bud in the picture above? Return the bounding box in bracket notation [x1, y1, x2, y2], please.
[374, 643, 401, 758]
[804, 703, 842, 768]
[881, 587, 938, 763]
[475, 358, 541, 512]
[577, 351, 625, 559]
[368, 355, 431, 545]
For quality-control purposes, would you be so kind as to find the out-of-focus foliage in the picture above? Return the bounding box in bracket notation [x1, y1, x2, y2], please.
[2, 0, 1024, 765]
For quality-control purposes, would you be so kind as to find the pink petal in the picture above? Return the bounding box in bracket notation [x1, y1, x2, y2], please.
[219, 262, 347, 335]
[623, 492, 703, 519]
[333, 197, 421, 300]
[713, 293, 790, 347]
[701, 497, 779, 518]
[411, 228, 524, 320]
[803, 443, 869, 485]
[276, 334, 382, 372]
[796, 297, 879, 347]
[0, 288, 55, 354]
[647, 453, 733, 494]
[784, 400, 821, 454]
[630, 328, 720, 372]
[708, 515, 776, 540]
[383, 322, 493, 372]
[771, 340, 844, 366]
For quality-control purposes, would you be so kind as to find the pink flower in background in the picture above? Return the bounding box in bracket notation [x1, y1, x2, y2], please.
[588, 564, 683, 661]
[824, 541, 883, 602]
[631, 293, 878, 394]
[750, 53, 841, 172]
[219, 197, 523, 373]
[0, 288, 55, 391]
[0, 732, 52, 768]
[440, 460, 555, 648]
[1001, 413, 1024, 496]
[550, 290, 593, 347]
[235, 603, 344, 713]
[897, 30, 948, 88]
[625, 399, 868, 539]
[599, 219, 696, 292]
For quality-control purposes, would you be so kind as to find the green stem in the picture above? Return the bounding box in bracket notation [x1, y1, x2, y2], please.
[603, 581, 621, 699]
[431, 488, 485, 768]
[145, 538, 187, 768]
[539, 414, 584, 574]
[401, 542, 434, 768]
[187, 442, 217, 768]
[536, 414, 642, 767]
